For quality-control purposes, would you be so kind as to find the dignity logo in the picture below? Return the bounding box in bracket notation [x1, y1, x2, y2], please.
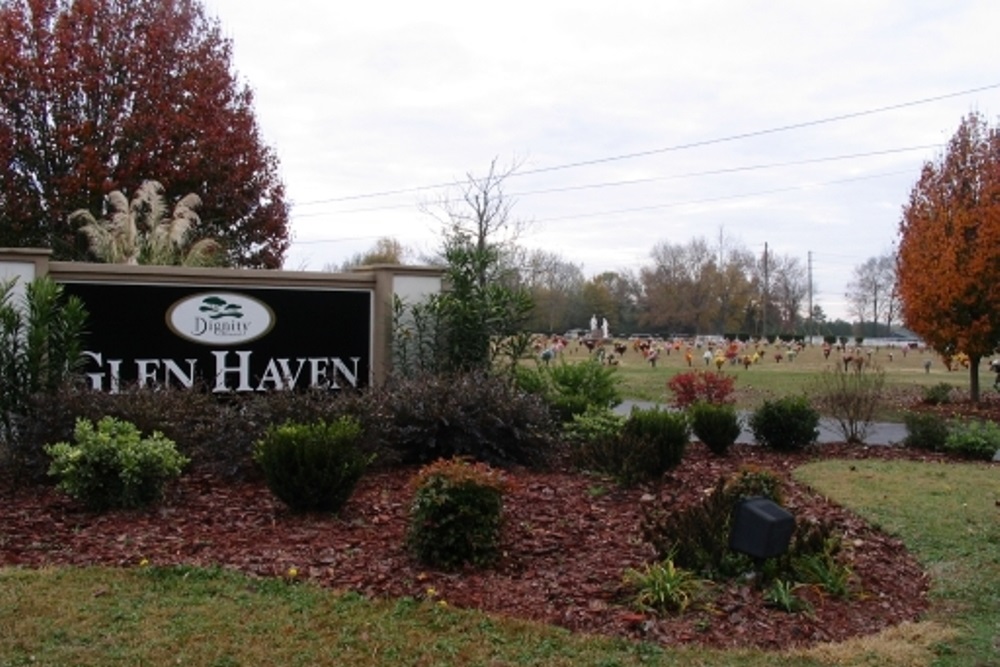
[166, 292, 275, 345]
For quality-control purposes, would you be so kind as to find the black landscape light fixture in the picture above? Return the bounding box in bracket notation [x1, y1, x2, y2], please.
[729, 496, 795, 560]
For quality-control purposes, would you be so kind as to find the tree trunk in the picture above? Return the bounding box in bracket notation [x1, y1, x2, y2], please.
[969, 354, 981, 403]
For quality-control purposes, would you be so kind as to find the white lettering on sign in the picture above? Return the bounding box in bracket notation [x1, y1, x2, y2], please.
[81, 350, 362, 393]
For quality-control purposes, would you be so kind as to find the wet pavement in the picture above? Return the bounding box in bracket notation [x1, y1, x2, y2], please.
[613, 400, 911, 446]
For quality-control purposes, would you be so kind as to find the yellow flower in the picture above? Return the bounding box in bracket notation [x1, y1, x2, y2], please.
[287, 567, 299, 578]
[425, 586, 438, 598]
[138, 558, 149, 568]
[437, 600, 448, 607]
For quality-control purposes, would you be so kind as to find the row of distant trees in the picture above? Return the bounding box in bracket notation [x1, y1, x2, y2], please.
[1, 1, 998, 400]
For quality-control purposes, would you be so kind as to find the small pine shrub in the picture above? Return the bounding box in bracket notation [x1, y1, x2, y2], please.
[922, 382, 954, 405]
[45, 416, 188, 510]
[254, 416, 372, 513]
[667, 370, 736, 409]
[748, 396, 819, 451]
[902, 411, 950, 451]
[621, 407, 689, 476]
[566, 408, 662, 485]
[688, 402, 742, 455]
[623, 558, 703, 615]
[944, 419, 1000, 460]
[407, 458, 508, 570]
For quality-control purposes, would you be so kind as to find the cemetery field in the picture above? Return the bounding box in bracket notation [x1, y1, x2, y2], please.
[550, 340, 985, 415]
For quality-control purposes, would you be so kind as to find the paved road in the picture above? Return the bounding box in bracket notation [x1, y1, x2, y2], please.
[613, 400, 910, 446]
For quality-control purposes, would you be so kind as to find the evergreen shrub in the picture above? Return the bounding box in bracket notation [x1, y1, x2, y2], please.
[688, 401, 742, 455]
[407, 458, 507, 569]
[902, 411, 950, 451]
[254, 416, 372, 513]
[748, 396, 819, 451]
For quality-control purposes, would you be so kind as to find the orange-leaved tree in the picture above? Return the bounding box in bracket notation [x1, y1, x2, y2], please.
[897, 112, 1000, 402]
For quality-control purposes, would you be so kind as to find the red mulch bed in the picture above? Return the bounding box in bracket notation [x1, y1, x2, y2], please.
[3, 436, 981, 651]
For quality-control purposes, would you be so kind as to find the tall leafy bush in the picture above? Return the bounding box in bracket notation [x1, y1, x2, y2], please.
[1, 276, 88, 474]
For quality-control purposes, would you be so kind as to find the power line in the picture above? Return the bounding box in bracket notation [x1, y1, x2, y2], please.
[521, 170, 913, 225]
[291, 143, 940, 218]
[292, 83, 999, 206]
[287, 169, 911, 246]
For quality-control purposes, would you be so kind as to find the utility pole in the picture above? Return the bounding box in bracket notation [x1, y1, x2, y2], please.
[807, 251, 813, 342]
[762, 242, 769, 341]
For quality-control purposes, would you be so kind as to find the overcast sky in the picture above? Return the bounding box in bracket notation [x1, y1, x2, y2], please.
[203, 0, 1000, 322]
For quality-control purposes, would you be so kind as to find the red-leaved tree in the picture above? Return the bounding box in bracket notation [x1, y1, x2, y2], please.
[897, 112, 1000, 402]
[0, 0, 289, 267]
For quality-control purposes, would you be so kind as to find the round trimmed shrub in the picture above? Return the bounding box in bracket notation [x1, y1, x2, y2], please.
[689, 401, 742, 455]
[620, 407, 690, 480]
[748, 396, 819, 451]
[407, 458, 507, 570]
[254, 416, 372, 513]
[902, 411, 950, 451]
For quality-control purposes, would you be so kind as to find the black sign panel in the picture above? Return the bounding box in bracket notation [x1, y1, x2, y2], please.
[61, 281, 372, 393]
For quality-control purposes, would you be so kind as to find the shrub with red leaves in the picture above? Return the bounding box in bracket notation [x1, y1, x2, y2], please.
[667, 370, 736, 408]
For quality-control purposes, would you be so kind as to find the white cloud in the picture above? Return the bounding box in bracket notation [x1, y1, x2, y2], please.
[204, 0, 1000, 320]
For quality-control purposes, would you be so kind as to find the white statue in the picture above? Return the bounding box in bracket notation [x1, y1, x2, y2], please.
[601, 318, 609, 339]
[590, 314, 598, 332]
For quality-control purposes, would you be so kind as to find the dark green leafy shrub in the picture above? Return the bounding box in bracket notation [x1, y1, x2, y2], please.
[688, 401, 742, 455]
[725, 465, 786, 505]
[254, 417, 372, 513]
[748, 396, 819, 451]
[378, 371, 559, 467]
[902, 411, 950, 451]
[407, 458, 507, 569]
[45, 416, 188, 510]
[944, 420, 1000, 460]
[619, 407, 689, 480]
[922, 382, 954, 405]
